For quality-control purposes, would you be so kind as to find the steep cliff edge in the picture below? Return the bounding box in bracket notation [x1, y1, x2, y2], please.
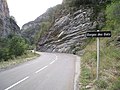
[21, 0, 106, 54]
[0, 0, 20, 37]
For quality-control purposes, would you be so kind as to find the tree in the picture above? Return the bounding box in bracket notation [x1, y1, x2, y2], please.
[0, 38, 10, 61]
[9, 36, 28, 57]
[0, 35, 28, 61]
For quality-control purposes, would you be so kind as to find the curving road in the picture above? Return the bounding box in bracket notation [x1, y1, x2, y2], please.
[0, 52, 79, 90]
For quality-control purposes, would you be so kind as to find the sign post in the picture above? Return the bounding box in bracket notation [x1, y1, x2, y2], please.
[86, 30, 111, 80]
[96, 30, 100, 80]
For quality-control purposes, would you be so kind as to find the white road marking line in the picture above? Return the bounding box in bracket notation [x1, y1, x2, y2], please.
[4, 76, 29, 90]
[54, 54, 58, 61]
[49, 54, 58, 65]
[35, 65, 48, 73]
[35, 54, 58, 73]
[4, 54, 58, 90]
[50, 60, 55, 65]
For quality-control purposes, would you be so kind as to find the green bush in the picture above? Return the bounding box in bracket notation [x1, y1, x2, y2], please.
[81, 67, 91, 85]
[95, 80, 108, 89]
[0, 35, 28, 61]
[0, 48, 10, 61]
[9, 36, 28, 56]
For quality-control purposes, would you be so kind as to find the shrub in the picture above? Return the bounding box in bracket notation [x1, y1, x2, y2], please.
[95, 79, 108, 89]
[0, 35, 28, 61]
[0, 48, 10, 61]
[9, 36, 28, 56]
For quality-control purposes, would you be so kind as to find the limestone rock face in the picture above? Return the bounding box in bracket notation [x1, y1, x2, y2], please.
[37, 7, 95, 54]
[0, 0, 20, 37]
[21, 4, 105, 54]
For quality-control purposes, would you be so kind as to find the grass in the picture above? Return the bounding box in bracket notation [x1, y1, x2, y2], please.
[80, 36, 120, 90]
[0, 51, 40, 69]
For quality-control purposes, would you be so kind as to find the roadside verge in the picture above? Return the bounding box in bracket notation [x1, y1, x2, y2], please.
[74, 55, 81, 90]
[0, 51, 40, 72]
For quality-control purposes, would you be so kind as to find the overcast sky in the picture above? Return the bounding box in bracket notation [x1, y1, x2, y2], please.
[7, 0, 63, 28]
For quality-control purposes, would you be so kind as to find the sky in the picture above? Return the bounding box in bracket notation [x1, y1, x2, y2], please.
[7, 0, 63, 28]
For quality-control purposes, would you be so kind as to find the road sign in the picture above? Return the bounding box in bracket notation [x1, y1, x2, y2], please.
[86, 30, 111, 80]
[86, 31, 111, 37]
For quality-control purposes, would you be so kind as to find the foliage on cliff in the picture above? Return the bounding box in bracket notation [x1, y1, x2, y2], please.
[106, 0, 120, 29]
[80, 0, 120, 89]
[63, 0, 112, 7]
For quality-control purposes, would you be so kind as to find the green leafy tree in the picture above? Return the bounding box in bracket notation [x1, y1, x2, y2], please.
[9, 36, 28, 57]
[0, 35, 28, 61]
[0, 48, 10, 61]
[0, 38, 10, 61]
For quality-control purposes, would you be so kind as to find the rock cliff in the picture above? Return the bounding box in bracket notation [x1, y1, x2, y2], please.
[0, 0, 20, 37]
[21, 1, 105, 54]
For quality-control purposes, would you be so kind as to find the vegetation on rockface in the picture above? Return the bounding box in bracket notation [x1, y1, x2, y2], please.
[105, 0, 120, 31]
[34, 22, 51, 44]
[0, 35, 28, 61]
[33, 21, 51, 50]
[80, 0, 120, 90]
[63, 0, 111, 7]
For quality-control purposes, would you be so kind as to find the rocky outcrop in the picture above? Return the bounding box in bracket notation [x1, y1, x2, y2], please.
[21, 4, 67, 44]
[37, 7, 97, 54]
[21, 2, 105, 54]
[0, 0, 20, 37]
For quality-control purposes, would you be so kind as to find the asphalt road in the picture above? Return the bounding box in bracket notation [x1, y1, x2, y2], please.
[0, 52, 77, 90]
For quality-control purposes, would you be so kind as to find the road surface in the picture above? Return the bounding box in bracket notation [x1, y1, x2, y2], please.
[0, 52, 78, 90]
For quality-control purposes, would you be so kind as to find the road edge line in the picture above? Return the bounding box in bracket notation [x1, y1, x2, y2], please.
[74, 55, 80, 90]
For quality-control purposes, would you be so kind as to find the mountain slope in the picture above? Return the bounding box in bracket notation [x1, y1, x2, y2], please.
[0, 0, 20, 37]
[21, 0, 106, 54]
